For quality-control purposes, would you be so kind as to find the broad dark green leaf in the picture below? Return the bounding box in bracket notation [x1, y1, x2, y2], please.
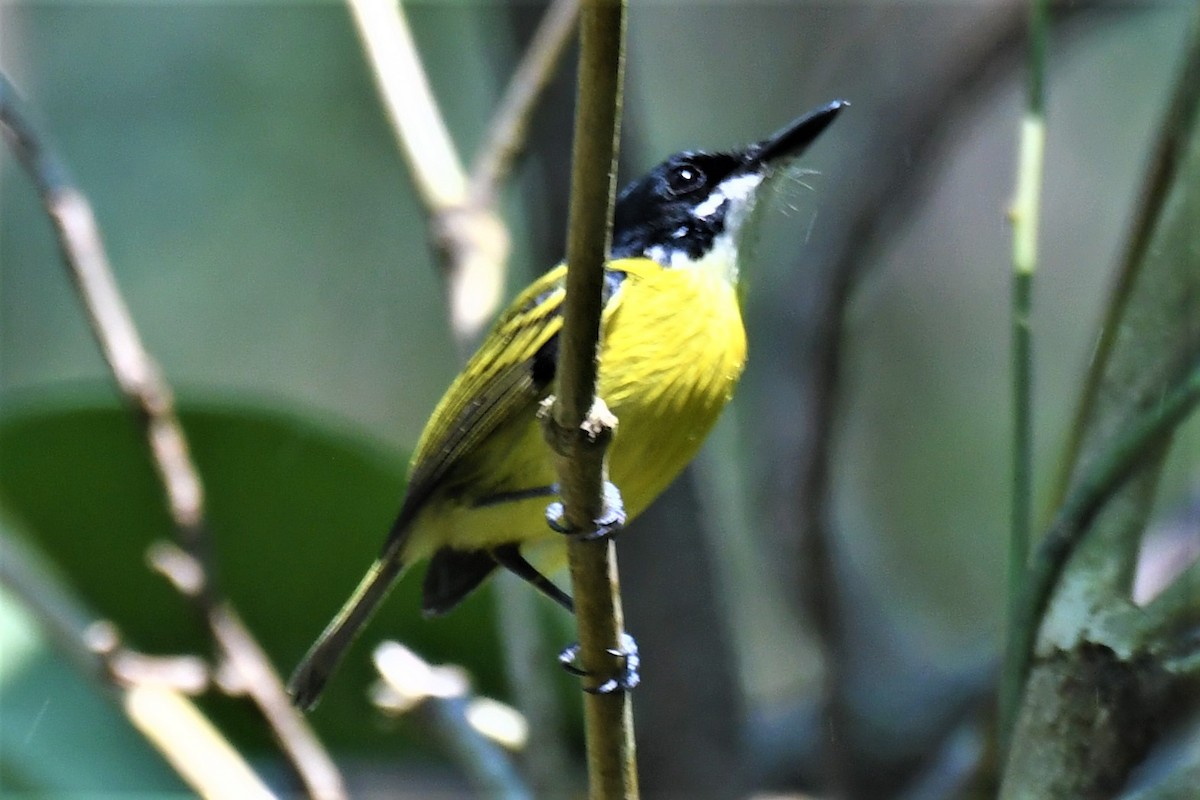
[0, 393, 505, 756]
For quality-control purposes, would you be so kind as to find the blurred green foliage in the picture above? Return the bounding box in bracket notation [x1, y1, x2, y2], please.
[0, 612, 185, 794]
[0, 395, 520, 755]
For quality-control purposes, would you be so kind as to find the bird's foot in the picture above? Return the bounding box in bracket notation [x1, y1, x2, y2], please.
[545, 480, 626, 541]
[559, 632, 640, 694]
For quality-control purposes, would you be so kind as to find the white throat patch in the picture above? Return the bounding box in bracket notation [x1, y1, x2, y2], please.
[648, 230, 741, 282]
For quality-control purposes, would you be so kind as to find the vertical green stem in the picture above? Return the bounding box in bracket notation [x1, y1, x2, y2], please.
[550, 1, 638, 798]
[1000, 0, 1048, 754]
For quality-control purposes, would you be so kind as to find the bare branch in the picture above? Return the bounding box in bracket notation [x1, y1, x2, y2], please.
[470, 0, 580, 207]
[0, 523, 276, 800]
[347, 0, 578, 352]
[346, 0, 467, 210]
[763, 8, 1028, 793]
[999, 0, 1050, 754]
[1015, 359, 1200, 698]
[541, 0, 637, 796]
[126, 685, 279, 800]
[373, 642, 533, 800]
[0, 73, 346, 800]
[346, 0, 507, 349]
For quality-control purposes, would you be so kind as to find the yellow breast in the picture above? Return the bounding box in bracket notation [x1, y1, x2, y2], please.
[600, 257, 747, 518]
[404, 257, 746, 561]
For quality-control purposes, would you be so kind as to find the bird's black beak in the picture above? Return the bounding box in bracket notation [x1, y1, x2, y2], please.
[747, 99, 848, 169]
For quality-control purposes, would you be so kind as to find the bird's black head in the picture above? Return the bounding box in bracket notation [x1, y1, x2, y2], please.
[610, 100, 847, 267]
[611, 151, 744, 262]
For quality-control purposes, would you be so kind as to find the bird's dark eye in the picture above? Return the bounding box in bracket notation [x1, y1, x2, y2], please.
[665, 162, 706, 196]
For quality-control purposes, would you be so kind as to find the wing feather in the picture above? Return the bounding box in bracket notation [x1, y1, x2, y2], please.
[386, 265, 569, 543]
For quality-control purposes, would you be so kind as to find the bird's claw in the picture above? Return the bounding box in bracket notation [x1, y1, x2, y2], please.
[545, 481, 626, 540]
[558, 632, 640, 694]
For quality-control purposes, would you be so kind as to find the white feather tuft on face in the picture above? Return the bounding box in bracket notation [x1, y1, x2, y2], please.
[644, 171, 769, 282]
[692, 173, 764, 222]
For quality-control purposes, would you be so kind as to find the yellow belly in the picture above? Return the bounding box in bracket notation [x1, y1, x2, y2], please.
[404, 260, 746, 562]
[601, 263, 747, 517]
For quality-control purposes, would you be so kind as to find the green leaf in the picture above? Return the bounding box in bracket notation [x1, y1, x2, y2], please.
[0, 390, 506, 756]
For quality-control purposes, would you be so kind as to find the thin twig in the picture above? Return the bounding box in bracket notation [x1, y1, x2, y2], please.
[346, 0, 467, 210]
[470, 0, 580, 207]
[998, 361, 1200, 794]
[540, 0, 636, 797]
[0, 522, 117, 684]
[1055, 7, 1200, 500]
[476, 2, 582, 782]
[475, 7, 583, 788]
[0, 523, 276, 800]
[0, 94, 205, 550]
[0, 73, 347, 800]
[347, 0, 504, 351]
[373, 642, 533, 800]
[348, 0, 579, 351]
[125, 684, 278, 800]
[999, 0, 1049, 753]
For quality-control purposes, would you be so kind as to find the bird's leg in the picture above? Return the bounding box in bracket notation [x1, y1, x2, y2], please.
[534, 392, 635, 689]
[493, 530, 639, 693]
[490, 543, 574, 612]
[544, 479, 626, 541]
[558, 632, 640, 694]
[538, 394, 625, 541]
[543, 479, 636, 692]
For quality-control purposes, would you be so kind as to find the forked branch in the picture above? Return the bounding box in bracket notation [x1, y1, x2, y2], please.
[0, 73, 345, 800]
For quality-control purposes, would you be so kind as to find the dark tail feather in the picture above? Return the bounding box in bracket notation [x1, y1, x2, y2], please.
[288, 557, 404, 710]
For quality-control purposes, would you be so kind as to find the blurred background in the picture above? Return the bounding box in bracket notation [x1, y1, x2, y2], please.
[1, 1, 1197, 797]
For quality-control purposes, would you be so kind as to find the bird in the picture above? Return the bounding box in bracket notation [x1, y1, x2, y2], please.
[289, 100, 847, 709]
